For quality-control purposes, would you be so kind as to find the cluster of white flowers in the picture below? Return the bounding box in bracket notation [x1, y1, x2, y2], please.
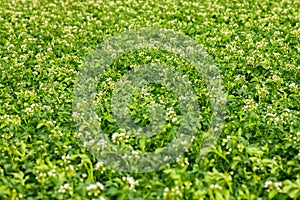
[47, 168, 56, 177]
[58, 183, 73, 195]
[226, 147, 232, 155]
[83, 139, 96, 148]
[0, 114, 21, 126]
[86, 182, 104, 196]
[23, 103, 39, 115]
[267, 74, 283, 84]
[163, 155, 171, 162]
[264, 108, 292, 126]
[234, 75, 245, 83]
[166, 107, 176, 117]
[176, 156, 189, 166]
[289, 82, 298, 92]
[111, 132, 129, 143]
[257, 84, 269, 96]
[141, 87, 150, 96]
[1, 133, 14, 140]
[222, 135, 233, 154]
[122, 176, 138, 190]
[285, 132, 300, 144]
[252, 158, 265, 171]
[210, 184, 223, 190]
[243, 98, 258, 111]
[104, 77, 115, 89]
[265, 113, 284, 125]
[264, 180, 282, 192]
[36, 171, 47, 180]
[62, 154, 71, 164]
[163, 186, 182, 198]
[65, 165, 76, 173]
[0, 114, 10, 120]
[47, 120, 56, 127]
[165, 107, 178, 123]
[222, 135, 231, 146]
[35, 167, 57, 181]
[95, 161, 106, 173]
[122, 150, 140, 159]
[16, 81, 26, 87]
[246, 56, 255, 65]
[240, 84, 248, 91]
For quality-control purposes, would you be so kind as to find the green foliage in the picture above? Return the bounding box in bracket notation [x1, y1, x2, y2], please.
[0, 0, 299, 199]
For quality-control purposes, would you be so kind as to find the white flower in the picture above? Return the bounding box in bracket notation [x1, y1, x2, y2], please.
[264, 180, 272, 188]
[184, 157, 189, 165]
[24, 107, 34, 114]
[86, 182, 104, 191]
[171, 186, 182, 196]
[171, 117, 178, 123]
[58, 183, 73, 195]
[166, 107, 176, 117]
[122, 176, 138, 190]
[111, 132, 129, 144]
[241, 85, 248, 91]
[243, 98, 258, 111]
[289, 82, 298, 91]
[141, 87, 150, 96]
[163, 187, 170, 198]
[95, 162, 104, 170]
[210, 184, 223, 190]
[62, 154, 70, 163]
[257, 85, 269, 96]
[86, 182, 104, 196]
[47, 168, 56, 177]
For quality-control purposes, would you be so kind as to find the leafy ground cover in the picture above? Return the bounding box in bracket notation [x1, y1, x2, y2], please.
[0, 0, 299, 199]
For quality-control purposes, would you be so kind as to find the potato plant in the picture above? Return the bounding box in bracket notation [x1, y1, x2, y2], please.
[0, 0, 299, 199]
